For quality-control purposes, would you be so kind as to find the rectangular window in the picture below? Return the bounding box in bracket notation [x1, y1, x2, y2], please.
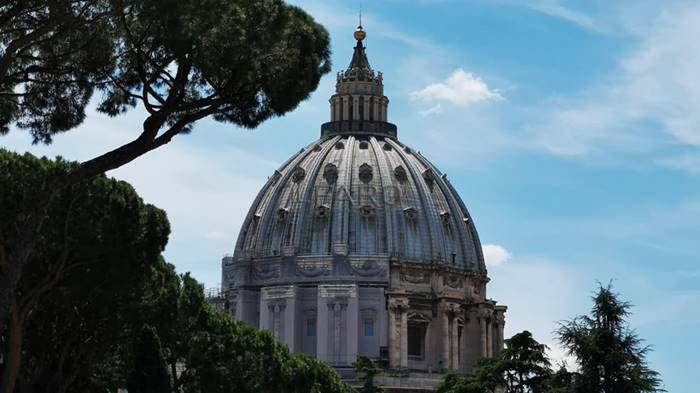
[407, 325, 425, 359]
[364, 319, 374, 336]
[306, 319, 316, 337]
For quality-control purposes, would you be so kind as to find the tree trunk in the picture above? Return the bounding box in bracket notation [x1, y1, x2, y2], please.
[1, 302, 24, 393]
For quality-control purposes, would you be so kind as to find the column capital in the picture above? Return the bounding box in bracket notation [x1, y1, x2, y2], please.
[387, 296, 409, 313]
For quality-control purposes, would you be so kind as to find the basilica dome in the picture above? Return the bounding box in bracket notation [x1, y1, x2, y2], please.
[222, 25, 505, 380]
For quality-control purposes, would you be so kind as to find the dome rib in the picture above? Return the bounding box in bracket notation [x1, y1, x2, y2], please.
[288, 136, 340, 253]
[370, 136, 397, 255]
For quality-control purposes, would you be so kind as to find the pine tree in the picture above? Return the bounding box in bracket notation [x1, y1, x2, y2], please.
[354, 356, 384, 393]
[127, 325, 171, 393]
[499, 331, 552, 393]
[556, 284, 664, 393]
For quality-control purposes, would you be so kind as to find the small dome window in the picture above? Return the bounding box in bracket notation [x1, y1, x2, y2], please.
[403, 207, 417, 220]
[315, 205, 330, 218]
[335, 141, 345, 150]
[253, 213, 262, 222]
[439, 211, 451, 223]
[277, 208, 290, 221]
[292, 167, 306, 183]
[323, 163, 338, 184]
[360, 205, 376, 217]
[359, 163, 373, 183]
[394, 165, 408, 182]
[404, 146, 412, 154]
[313, 144, 322, 152]
[383, 143, 392, 151]
[359, 140, 369, 150]
[422, 168, 435, 185]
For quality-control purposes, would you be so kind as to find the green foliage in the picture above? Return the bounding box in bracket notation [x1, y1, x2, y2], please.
[499, 331, 552, 393]
[145, 271, 348, 393]
[0, 0, 116, 137]
[0, 0, 332, 336]
[546, 365, 576, 393]
[1, 0, 332, 143]
[436, 358, 501, 393]
[353, 356, 383, 393]
[127, 325, 171, 393]
[556, 283, 664, 393]
[0, 149, 171, 392]
[0, 150, 347, 393]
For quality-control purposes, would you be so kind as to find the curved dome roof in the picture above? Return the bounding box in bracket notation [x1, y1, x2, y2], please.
[233, 134, 486, 275]
[232, 28, 486, 275]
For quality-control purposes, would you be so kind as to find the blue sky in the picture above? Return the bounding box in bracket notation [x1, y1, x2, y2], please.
[2, 0, 698, 391]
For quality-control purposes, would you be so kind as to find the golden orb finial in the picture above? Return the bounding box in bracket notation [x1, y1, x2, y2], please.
[354, 25, 366, 41]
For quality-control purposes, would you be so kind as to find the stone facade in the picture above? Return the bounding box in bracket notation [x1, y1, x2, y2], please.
[218, 24, 506, 390]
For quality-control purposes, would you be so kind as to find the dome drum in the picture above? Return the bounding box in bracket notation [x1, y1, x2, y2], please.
[321, 120, 397, 138]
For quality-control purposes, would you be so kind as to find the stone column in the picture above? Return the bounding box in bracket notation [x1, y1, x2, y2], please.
[363, 95, 370, 120]
[382, 98, 389, 121]
[373, 98, 379, 121]
[486, 319, 493, 357]
[353, 96, 360, 120]
[479, 312, 488, 358]
[400, 309, 408, 368]
[342, 97, 349, 121]
[451, 317, 459, 370]
[442, 308, 450, 370]
[388, 306, 397, 368]
[316, 294, 330, 362]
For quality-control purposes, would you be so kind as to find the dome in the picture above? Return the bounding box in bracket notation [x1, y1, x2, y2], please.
[233, 133, 486, 274]
[222, 25, 506, 378]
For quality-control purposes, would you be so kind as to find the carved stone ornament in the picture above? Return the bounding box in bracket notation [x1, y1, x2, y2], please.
[387, 297, 409, 312]
[253, 263, 281, 281]
[296, 260, 331, 278]
[407, 311, 432, 323]
[319, 284, 357, 298]
[350, 260, 386, 277]
[478, 308, 493, 321]
[262, 285, 294, 299]
[444, 273, 463, 289]
[400, 267, 430, 284]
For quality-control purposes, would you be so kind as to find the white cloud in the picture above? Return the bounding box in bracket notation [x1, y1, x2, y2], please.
[410, 68, 504, 107]
[482, 244, 512, 267]
[419, 104, 444, 117]
[488, 256, 584, 371]
[525, 0, 607, 33]
[657, 153, 700, 174]
[528, 2, 700, 162]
